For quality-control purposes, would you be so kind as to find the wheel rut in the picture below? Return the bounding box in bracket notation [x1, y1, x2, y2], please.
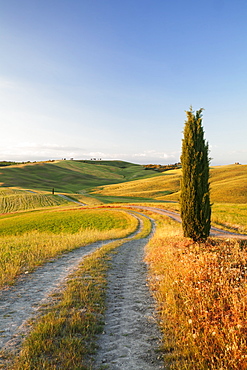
[94, 231, 164, 370]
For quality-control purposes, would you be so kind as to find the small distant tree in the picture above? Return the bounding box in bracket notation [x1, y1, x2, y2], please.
[180, 107, 211, 241]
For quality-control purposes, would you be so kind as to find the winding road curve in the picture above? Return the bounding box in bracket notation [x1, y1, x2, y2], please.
[123, 205, 247, 240]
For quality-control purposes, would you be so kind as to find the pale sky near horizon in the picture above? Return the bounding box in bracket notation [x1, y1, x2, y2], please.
[1, 0, 247, 165]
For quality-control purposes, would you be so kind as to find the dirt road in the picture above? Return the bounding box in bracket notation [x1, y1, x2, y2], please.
[94, 231, 164, 370]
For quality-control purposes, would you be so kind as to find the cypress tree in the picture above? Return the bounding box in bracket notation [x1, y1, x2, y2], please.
[180, 107, 211, 241]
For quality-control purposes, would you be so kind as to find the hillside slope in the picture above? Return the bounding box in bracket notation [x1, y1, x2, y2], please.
[92, 164, 247, 204]
[0, 160, 158, 193]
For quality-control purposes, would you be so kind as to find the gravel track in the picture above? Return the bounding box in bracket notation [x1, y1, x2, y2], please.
[94, 231, 164, 370]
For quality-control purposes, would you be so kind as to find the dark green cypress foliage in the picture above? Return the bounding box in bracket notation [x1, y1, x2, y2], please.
[180, 107, 211, 241]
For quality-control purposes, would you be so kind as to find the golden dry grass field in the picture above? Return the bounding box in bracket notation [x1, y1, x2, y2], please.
[144, 213, 247, 370]
[91, 164, 247, 204]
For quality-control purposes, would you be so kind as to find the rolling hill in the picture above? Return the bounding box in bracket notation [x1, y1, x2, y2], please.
[0, 160, 159, 194]
[91, 164, 247, 204]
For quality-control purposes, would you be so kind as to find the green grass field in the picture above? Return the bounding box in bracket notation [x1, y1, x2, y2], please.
[0, 208, 132, 236]
[211, 203, 247, 234]
[0, 208, 138, 287]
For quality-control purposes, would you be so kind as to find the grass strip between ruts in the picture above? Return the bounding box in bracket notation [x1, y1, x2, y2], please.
[7, 213, 152, 370]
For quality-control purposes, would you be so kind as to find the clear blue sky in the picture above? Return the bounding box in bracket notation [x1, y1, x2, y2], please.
[1, 0, 247, 165]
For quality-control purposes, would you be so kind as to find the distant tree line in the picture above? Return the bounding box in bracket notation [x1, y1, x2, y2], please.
[144, 163, 181, 172]
[0, 160, 56, 167]
[0, 161, 20, 167]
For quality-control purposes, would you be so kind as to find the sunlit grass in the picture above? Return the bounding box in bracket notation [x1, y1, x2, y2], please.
[0, 209, 138, 287]
[0, 208, 132, 235]
[91, 169, 181, 200]
[144, 213, 247, 369]
[212, 203, 247, 234]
